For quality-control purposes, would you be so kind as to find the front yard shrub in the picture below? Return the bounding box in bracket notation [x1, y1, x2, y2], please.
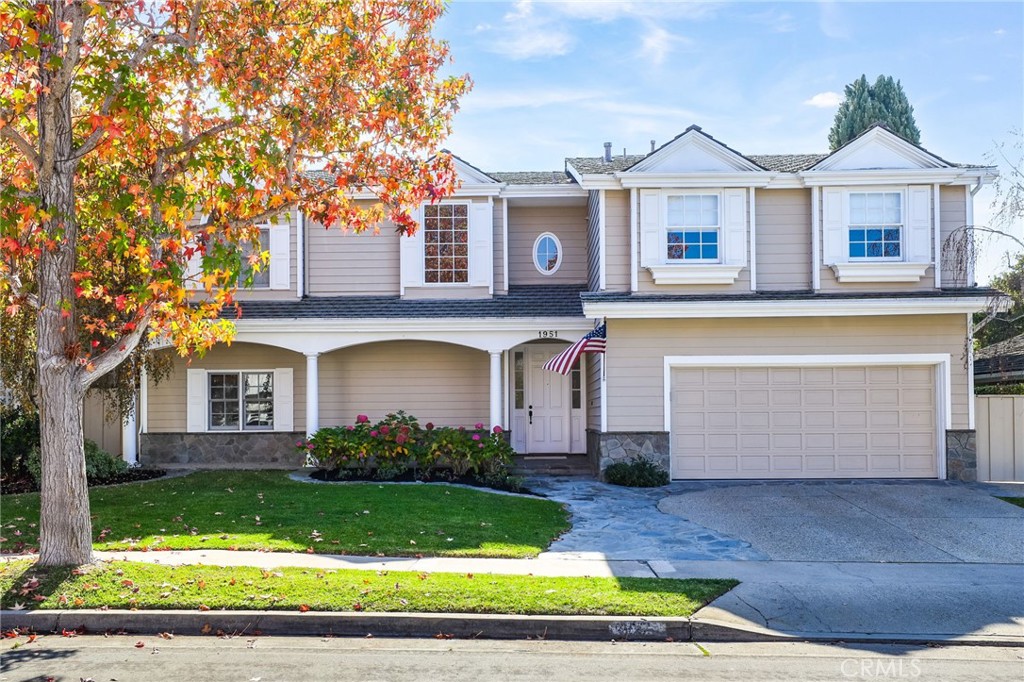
[1, 405, 40, 477]
[303, 413, 516, 487]
[603, 458, 669, 487]
[26, 439, 129, 485]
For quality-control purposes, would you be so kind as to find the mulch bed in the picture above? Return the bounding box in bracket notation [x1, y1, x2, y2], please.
[0, 468, 167, 495]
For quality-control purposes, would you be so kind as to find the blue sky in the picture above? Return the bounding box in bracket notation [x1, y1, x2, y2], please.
[434, 1, 1023, 283]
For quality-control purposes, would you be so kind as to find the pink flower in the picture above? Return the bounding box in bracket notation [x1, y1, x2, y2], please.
[370, 430, 378, 437]
[475, 422, 484, 430]
[492, 426, 503, 434]
[459, 426, 465, 431]
[400, 425, 410, 435]
[380, 425, 390, 435]
[472, 434, 481, 441]
[295, 440, 304, 447]
[356, 414, 369, 424]
[396, 434, 407, 445]
[478, 443, 485, 448]
[347, 425, 355, 431]
[425, 422, 434, 430]
[307, 443, 315, 450]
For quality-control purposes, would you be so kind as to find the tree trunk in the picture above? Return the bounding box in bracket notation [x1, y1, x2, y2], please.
[35, 0, 93, 566]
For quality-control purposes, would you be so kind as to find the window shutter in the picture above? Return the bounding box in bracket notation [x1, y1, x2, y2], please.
[186, 369, 206, 433]
[468, 202, 493, 288]
[906, 186, 931, 263]
[639, 190, 661, 267]
[399, 209, 424, 292]
[183, 240, 203, 290]
[821, 188, 845, 265]
[722, 189, 747, 266]
[268, 224, 290, 290]
[273, 367, 294, 432]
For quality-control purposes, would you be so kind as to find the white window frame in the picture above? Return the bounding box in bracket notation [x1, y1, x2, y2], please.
[665, 192, 722, 264]
[208, 370, 275, 432]
[240, 226, 272, 289]
[532, 232, 563, 275]
[422, 201, 471, 286]
[846, 189, 905, 263]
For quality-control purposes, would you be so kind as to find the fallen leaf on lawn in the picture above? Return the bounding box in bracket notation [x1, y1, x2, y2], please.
[298, 604, 310, 613]
[352, 602, 363, 611]
[198, 604, 210, 612]
[229, 578, 236, 586]
[73, 597, 85, 607]
[9, 602, 25, 611]
[159, 632, 174, 639]
[134, 641, 145, 648]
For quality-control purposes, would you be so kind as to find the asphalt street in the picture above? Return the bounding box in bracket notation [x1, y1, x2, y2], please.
[2, 636, 1022, 682]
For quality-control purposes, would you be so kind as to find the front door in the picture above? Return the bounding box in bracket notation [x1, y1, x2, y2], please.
[526, 346, 571, 453]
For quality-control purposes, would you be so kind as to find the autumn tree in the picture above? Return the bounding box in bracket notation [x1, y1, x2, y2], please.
[828, 74, 921, 150]
[0, 0, 469, 566]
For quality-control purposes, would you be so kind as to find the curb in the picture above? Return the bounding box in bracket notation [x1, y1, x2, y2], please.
[2, 610, 1021, 647]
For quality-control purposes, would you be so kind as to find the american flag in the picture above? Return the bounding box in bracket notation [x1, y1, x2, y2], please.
[543, 323, 607, 375]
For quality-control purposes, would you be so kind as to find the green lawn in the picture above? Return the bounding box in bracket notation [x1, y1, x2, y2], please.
[0, 560, 737, 617]
[997, 496, 1024, 509]
[0, 471, 569, 559]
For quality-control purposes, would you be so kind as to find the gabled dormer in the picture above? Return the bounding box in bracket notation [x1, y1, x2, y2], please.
[399, 153, 500, 298]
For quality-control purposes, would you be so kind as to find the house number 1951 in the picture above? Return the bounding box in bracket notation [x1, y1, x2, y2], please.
[538, 330, 559, 338]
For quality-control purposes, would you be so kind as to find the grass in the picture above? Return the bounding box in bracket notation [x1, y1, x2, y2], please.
[0, 471, 569, 559]
[0, 559, 737, 617]
[996, 496, 1024, 509]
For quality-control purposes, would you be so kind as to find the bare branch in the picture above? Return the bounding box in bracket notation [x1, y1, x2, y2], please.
[0, 123, 40, 171]
[80, 315, 151, 391]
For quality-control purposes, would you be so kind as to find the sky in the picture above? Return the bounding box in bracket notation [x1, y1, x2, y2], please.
[433, 0, 1024, 284]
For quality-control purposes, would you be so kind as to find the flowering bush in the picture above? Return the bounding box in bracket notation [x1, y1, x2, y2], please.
[300, 412, 515, 483]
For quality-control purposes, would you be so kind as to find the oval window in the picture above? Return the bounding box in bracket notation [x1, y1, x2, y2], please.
[533, 233, 562, 275]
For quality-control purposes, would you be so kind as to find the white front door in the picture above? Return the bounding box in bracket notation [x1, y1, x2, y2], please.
[526, 346, 571, 453]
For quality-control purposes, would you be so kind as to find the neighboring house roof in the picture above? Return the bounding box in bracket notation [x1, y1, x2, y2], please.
[564, 154, 648, 174]
[581, 288, 995, 304]
[747, 154, 828, 173]
[488, 171, 576, 185]
[975, 334, 1024, 381]
[233, 284, 586, 319]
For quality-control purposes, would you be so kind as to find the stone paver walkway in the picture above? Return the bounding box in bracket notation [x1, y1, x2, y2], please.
[526, 476, 766, 561]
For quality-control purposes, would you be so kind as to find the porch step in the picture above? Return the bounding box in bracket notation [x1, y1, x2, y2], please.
[513, 455, 593, 477]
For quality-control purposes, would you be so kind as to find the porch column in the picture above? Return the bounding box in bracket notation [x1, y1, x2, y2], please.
[121, 392, 138, 465]
[305, 352, 320, 437]
[489, 350, 503, 429]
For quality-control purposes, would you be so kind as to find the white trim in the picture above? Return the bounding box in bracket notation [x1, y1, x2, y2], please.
[625, 128, 767, 174]
[305, 353, 319, 437]
[966, 184, 975, 285]
[663, 353, 951, 480]
[811, 186, 821, 291]
[748, 187, 757, 291]
[487, 197, 495, 295]
[584, 296, 991, 320]
[800, 169, 987, 186]
[296, 209, 305, 299]
[629, 188, 639, 292]
[502, 198, 509, 293]
[139, 364, 148, 434]
[809, 127, 952, 172]
[967, 313, 976, 430]
[599, 354, 608, 432]
[532, 232, 563, 276]
[617, 173, 774, 188]
[489, 350, 503, 429]
[830, 262, 930, 283]
[646, 263, 743, 285]
[121, 393, 138, 465]
[499, 185, 588, 199]
[598, 190, 607, 291]
[503, 349, 511, 429]
[195, 368, 289, 433]
[933, 183, 941, 289]
[450, 156, 501, 186]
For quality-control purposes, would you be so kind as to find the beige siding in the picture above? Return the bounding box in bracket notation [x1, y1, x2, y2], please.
[755, 189, 812, 291]
[306, 217, 401, 296]
[494, 199, 507, 294]
[586, 353, 602, 430]
[234, 209, 299, 301]
[318, 341, 488, 427]
[976, 395, 1024, 482]
[940, 185, 969, 287]
[147, 344, 307, 433]
[605, 315, 969, 433]
[586, 191, 600, 291]
[508, 205, 588, 285]
[605, 190, 631, 291]
[83, 390, 122, 456]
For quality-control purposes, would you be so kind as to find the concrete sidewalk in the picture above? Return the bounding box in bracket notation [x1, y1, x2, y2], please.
[5, 549, 1022, 645]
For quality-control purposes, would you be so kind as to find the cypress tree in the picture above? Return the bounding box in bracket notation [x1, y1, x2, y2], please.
[828, 74, 921, 150]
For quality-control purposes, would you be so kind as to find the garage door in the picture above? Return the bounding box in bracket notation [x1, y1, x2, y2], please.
[671, 365, 937, 479]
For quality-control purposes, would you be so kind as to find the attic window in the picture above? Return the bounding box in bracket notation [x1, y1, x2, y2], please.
[533, 233, 562, 275]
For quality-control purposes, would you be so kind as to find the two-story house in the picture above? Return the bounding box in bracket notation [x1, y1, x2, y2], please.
[102, 123, 996, 482]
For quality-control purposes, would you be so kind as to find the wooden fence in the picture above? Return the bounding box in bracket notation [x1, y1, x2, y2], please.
[975, 395, 1024, 482]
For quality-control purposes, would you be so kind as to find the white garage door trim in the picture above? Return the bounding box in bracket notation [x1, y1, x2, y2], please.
[663, 353, 952, 480]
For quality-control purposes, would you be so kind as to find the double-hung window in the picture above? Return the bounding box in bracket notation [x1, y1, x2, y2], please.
[423, 204, 469, 284]
[666, 194, 720, 262]
[209, 371, 274, 431]
[239, 227, 271, 288]
[848, 192, 902, 260]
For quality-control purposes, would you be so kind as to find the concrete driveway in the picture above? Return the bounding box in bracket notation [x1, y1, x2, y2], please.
[658, 480, 1024, 563]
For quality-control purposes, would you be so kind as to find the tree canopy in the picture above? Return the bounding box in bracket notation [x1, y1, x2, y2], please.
[0, 0, 469, 565]
[828, 74, 921, 150]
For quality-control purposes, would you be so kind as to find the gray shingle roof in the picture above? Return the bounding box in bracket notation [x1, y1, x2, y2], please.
[232, 285, 586, 320]
[747, 154, 828, 173]
[488, 171, 576, 185]
[581, 288, 995, 304]
[565, 155, 648, 174]
[975, 334, 1024, 378]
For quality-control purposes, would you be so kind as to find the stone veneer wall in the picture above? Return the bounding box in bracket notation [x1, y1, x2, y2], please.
[141, 432, 305, 468]
[945, 429, 977, 482]
[587, 430, 670, 479]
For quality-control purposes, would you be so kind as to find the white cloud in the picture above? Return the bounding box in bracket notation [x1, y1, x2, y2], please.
[748, 8, 797, 33]
[459, 87, 598, 113]
[479, 0, 575, 60]
[970, 74, 994, 83]
[548, 1, 721, 22]
[638, 23, 690, 66]
[803, 91, 843, 108]
[818, 1, 850, 40]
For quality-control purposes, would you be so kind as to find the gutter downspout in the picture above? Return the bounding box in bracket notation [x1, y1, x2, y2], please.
[296, 209, 305, 298]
